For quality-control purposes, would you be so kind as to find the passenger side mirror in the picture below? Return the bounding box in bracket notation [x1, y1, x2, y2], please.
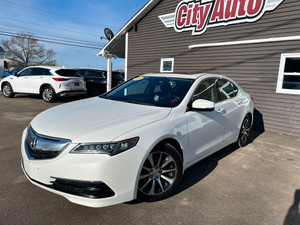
[192, 99, 215, 111]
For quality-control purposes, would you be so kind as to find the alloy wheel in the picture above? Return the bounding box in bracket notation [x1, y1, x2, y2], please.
[239, 116, 251, 146]
[42, 87, 54, 102]
[138, 151, 178, 196]
[3, 85, 11, 97]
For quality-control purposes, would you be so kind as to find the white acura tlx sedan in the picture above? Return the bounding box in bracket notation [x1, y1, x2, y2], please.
[21, 73, 254, 207]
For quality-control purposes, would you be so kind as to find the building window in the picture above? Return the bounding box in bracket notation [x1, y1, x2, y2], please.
[160, 58, 174, 73]
[276, 53, 300, 95]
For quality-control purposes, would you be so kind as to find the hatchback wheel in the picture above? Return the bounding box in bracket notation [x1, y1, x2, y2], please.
[237, 115, 251, 147]
[2, 83, 14, 98]
[138, 143, 183, 201]
[42, 86, 55, 102]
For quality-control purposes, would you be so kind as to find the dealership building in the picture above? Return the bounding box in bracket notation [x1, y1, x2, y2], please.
[99, 0, 300, 137]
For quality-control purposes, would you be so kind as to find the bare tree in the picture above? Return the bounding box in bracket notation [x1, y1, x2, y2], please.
[1, 33, 56, 67]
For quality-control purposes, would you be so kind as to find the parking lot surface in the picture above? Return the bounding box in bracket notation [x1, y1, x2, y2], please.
[0, 94, 299, 225]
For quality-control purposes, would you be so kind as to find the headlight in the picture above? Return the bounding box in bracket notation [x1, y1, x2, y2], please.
[70, 137, 139, 156]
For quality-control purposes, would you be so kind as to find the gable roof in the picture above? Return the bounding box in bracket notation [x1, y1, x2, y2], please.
[0, 46, 5, 53]
[98, 0, 161, 58]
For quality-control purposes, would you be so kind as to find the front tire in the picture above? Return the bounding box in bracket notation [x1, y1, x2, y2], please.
[42, 86, 55, 102]
[237, 115, 252, 147]
[2, 83, 14, 98]
[138, 143, 183, 201]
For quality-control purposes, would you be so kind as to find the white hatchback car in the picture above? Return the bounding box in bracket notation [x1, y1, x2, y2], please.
[21, 73, 254, 207]
[0, 66, 86, 102]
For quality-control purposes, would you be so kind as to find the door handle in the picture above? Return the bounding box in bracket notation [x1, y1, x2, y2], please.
[217, 108, 225, 114]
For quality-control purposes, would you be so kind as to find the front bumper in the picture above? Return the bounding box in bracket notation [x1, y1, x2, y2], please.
[21, 128, 146, 208]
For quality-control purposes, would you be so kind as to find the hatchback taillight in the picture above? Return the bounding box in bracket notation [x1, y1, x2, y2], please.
[53, 78, 70, 82]
[251, 97, 254, 102]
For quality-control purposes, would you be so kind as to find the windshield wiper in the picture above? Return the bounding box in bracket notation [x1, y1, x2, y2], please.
[122, 100, 154, 106]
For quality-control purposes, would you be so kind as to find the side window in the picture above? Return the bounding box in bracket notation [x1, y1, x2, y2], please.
[31, 68, 52, 76]
[192, 79, 217, 103]
[19, 68, 33, 76]
[217, 79, 238, 101]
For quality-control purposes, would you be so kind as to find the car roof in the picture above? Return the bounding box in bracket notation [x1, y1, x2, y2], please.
[76, 68, 106, 71]
[25, 66, 72, 71]
[140, 73, 225, 80]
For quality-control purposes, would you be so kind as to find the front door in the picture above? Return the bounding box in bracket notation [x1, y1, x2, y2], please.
[186, 78, 225, 164]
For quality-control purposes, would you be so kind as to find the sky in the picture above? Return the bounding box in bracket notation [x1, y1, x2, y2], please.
[0, 0, 149, 70]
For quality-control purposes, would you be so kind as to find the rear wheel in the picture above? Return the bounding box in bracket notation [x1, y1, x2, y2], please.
[42, 86, 55, 102]
[2, 83, 14, 98]
[138, 143, 183, 201]
[237, 115, 251, 147]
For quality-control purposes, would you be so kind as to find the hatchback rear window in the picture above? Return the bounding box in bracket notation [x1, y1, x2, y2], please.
[56, 69, 80, 77]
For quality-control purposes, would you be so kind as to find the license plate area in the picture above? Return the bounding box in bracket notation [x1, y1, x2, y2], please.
[74, 82, 79, 86]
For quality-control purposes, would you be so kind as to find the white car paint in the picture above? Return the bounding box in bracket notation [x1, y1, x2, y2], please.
[21, 73, 254, 207]
[0, 66, 86, 98]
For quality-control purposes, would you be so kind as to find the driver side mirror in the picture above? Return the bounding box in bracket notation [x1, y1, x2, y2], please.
[13, 73, 19, 77]
[192, 99, 215, 111]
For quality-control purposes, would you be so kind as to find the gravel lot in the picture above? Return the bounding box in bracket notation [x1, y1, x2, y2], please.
[0, 94, 299, 225]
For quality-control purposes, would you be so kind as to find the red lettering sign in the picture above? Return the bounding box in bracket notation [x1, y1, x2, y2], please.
[168, 0, 283, 35]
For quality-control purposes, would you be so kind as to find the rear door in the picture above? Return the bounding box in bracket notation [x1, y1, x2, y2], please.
[27, 68, 53, 94]
[216, 79, 245, 144]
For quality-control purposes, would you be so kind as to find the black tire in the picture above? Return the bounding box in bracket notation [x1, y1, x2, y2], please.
[2, 83, 14, 98]
[42, 86, 55, 102]
[138, 142, 183, 201]
[237, 115, 252, 147]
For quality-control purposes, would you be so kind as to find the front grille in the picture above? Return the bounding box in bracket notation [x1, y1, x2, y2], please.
[51, 178, 115, 199]
[25, 126, 70, 160]
[25, 141, 61, 159]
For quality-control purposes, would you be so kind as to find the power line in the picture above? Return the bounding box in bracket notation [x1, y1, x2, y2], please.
[0, 0, 120, 30]
[0, 15, 101, 38]
[0, 22, 103, 46]
[0, 31, 104, 50]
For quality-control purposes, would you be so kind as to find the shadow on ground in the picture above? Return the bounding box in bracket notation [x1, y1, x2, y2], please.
[284, 190, 300, 225]
[128, 129, 264, 204]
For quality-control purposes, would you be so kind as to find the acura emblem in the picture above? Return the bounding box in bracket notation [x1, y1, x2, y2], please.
[30, 137, 38, 149]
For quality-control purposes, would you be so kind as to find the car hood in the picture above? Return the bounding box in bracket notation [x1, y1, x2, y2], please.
[30, 97, 171, 143]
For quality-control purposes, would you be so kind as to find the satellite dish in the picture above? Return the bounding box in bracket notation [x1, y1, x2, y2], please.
[104, 28, 114, 41]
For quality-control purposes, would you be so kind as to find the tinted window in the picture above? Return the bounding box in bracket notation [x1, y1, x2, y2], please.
[19, 68, 34, 76]
[31, 68, 52, 76]
[192, 79, 217, 103]
[112, 72, 124, 80]
[217, 79, 238, 101]
[56, 69, 80, 77]
[78, 70, 105, 78]
[105, 76, 194, 107]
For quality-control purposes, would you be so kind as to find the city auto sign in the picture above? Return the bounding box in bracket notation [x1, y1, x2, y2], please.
[159, 0, 284, 35]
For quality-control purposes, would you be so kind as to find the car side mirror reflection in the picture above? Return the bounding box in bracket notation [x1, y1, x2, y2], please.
[192, 99, 215, 111]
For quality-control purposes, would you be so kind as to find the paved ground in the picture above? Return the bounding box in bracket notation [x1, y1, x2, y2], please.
[0, 94, 299, 225]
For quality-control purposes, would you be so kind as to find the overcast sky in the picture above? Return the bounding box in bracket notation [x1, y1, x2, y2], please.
[0, 0, 149, 70]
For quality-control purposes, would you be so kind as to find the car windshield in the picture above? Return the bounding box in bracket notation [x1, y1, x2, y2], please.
[11, 68, 23, 73]
[103, 76, 194, 107]
[56, 69, 80, 77]
[112, 72, 124, 80]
